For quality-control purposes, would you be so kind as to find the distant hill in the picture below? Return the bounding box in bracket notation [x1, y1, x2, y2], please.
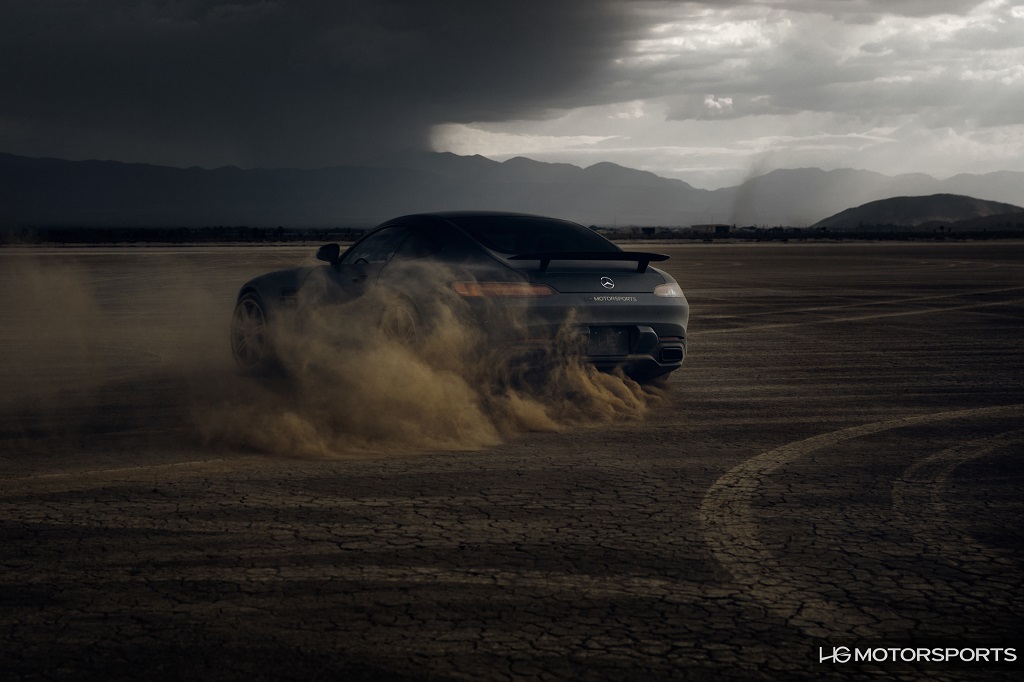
[811, 194, 1024, 230]
[1, 151, 1023, 227]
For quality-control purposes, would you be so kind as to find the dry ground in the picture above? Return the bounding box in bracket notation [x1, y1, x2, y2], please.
[1, 242, 1022, 681]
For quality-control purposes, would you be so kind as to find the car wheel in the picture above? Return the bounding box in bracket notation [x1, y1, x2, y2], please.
[230, 292, 275, 374]
[379, 299, 420, 345]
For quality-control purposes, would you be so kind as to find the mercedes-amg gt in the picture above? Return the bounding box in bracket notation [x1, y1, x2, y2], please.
[230, 212, 688, 382]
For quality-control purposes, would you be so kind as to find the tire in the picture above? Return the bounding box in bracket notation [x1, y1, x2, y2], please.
[230, 292, 276, 375]
[378, 299, 420, 345]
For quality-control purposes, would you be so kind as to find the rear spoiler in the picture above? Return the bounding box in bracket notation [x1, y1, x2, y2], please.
[508, 251, 669, 273]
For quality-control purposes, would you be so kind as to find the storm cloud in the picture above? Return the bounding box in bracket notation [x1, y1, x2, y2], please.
[2, 1, 1022, 185]
[0, 0, 643, 168]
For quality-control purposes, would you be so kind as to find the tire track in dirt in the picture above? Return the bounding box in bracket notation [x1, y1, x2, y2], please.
[698, 404, 1024, 637]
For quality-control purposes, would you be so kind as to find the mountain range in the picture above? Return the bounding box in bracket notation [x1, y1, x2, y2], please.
[1, 151, 1022, 228]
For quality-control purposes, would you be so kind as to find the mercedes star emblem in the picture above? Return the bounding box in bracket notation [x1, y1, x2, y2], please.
[600, 276, 615, 289]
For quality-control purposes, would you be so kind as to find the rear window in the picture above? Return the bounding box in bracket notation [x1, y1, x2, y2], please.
[447, 216, 619, 255]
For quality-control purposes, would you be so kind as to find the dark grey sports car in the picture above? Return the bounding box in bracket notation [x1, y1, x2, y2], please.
[230, 211, 688, 382]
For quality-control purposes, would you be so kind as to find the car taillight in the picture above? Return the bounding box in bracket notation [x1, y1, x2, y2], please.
[654, 283, 683, 297]
[452, 281, 557, 297]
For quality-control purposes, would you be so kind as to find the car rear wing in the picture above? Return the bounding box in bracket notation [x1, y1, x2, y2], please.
[508, 251, 669, 273]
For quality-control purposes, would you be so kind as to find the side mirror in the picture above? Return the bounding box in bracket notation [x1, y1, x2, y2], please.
[315, 243, 341, 264]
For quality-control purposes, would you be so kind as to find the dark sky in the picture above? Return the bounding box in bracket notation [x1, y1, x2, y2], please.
[0, 0, 645, 168]
[2, 1, 1022, 185]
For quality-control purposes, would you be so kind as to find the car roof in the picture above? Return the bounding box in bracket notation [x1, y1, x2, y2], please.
[387, 211, 579, 224]
[424, 211, 549, 219]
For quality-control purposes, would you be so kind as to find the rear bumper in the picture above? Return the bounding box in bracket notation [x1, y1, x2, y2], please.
[454, 290, 689, 381]
[588, 325, 686, 381]
[506, 323, 687, 382]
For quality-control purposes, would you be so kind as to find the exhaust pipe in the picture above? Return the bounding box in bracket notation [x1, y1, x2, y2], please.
[659, 346, 684, 363]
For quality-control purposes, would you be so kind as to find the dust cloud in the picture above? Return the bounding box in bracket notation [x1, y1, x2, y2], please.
[197, 264, 666, 457]
[0, 251, 665, 460]
[0, 251, 232, 455]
